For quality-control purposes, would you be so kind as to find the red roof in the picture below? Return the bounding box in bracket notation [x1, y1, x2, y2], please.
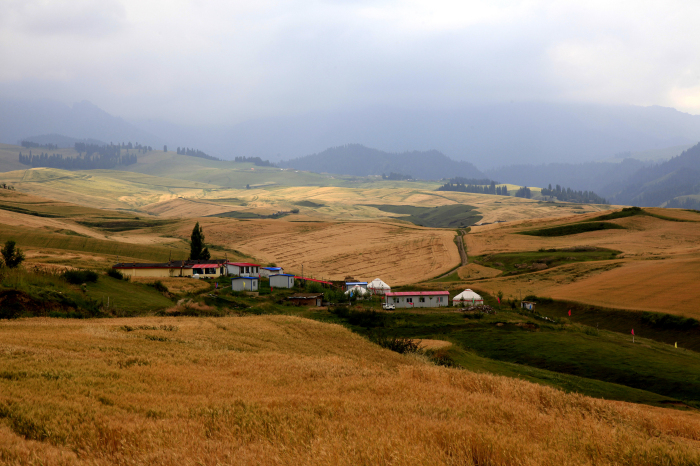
[295, 276, 333, 285]
[226, 262, 260, 267]
[385, 291, 449, 297]
[191, 264, 220, 268]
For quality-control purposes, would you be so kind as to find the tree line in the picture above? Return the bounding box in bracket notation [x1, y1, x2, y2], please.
[233, 156, 275, 167]
[382, 172, 413, 180]
[21, 141, 58, 150]
[75, 142, 152, 156]
[177, 147, 219, 161]
[19, 150, 137, 170]
[541, 184, 607, 204]
[438, 180, 509, 196]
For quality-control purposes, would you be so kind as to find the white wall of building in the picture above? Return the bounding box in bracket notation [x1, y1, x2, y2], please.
[270, 274, 295, 288]
[387, 295, 448, 308]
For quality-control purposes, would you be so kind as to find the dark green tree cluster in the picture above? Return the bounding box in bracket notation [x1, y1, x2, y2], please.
[177, 147, 219, 161]
[21, 141, 58, 150]
[1, 183, 15, 190]
[233, 156, 275, 167]
[382, 172, 413, 180]
[1, 240, 24, 269]
[438, 180, 509, 195]
[514, 186, 532, 198]
[541, 184, 606, 204]
[76, 142, 152, 155]
[189, 222, 211, 260]
[18, 151, 137, 170]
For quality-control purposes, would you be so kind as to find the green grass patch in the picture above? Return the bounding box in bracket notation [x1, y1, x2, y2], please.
[473, 247, 621, 275]
[368, 204, 482, 228]
[0, 204, 62, 218]
[293, 200, 326, 208]
[430, 271, 462, 282]
[76, 219, 177, 232]
[521, 222, 626, 237]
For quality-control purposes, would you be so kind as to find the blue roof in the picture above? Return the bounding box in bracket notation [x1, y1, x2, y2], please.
[346, 282, 368, 285]
[262, 267, 282, 270]
[231, 276, 258, 280]
[270, 273, 295, 277]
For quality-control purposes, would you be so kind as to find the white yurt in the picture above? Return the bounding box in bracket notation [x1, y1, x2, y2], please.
[453, 289, 484, 306]
[344, 285, 369, 297]
[367, 278, 391, 295]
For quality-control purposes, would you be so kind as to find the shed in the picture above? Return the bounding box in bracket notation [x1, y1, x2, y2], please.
[385, 291, 449, 308]
[226, 262, 260, 277]
[367, 278, 391, 295]
[260, 266, 283, 278]
[521, 301, 536, 311]
[270, 273, 295, 289]
[452, 289, 484, 307]
[345, 281, 368, 291]
[231, 276, 259, 292]
[287, 293, 324, 306]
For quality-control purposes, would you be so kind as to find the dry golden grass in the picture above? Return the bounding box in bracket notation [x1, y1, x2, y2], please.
[463, 211, 700, 317]
[0, 316, 699, 466]
[129, 277, 211, 294]
[416, 339, 452, 350]
[195, 218, 461, 285]
[457, 263, 502, 280]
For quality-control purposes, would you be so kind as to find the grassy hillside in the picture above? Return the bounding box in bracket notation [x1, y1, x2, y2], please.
[1, 316, 699, 465]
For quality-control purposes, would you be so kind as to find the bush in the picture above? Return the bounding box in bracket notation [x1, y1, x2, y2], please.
[369, 333, 420, 354]
[152, 281, 168, 293]
[63, 270, 98, 285]
[107, 269, 124, 280]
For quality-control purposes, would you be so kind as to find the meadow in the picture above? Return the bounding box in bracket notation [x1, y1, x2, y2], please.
[1, 316, 699, 466]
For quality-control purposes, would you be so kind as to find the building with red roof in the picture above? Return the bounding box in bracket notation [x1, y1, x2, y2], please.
[385, 291, 449, 308]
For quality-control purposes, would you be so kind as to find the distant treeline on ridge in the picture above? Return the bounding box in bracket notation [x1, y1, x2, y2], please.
[382, 172, 413, 180]
[177, 147, 219, 161]
[18, 142, 140, 170]
[21, 141, 59, 150]
[541, 184, 607, 204]
[438, 179, 509, 196]
[233, 156, 275, 167]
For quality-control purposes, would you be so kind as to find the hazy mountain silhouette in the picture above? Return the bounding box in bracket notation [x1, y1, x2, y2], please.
[279, 144, 484, 180]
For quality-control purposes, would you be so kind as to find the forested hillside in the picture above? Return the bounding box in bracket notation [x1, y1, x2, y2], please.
[280, 144, 484, 180]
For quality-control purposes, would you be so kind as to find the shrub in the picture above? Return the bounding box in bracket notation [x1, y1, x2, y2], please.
[369, 333, 420, 354]
[107, 269, 124, 280]
[152, 281, 168, 293]
[63, 270, 98, 285]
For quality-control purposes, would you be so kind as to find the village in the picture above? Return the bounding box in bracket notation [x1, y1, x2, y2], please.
[111, 257, 490, 310]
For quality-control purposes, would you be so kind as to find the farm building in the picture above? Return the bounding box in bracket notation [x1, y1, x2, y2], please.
[287, 293, 324, 306]
[385, 291, 449, 309]
[367, 278, 391, 295]
[521, 301, 536, 311]
[260, 266, 283, 278]
[453, 289, 484, 306]
[270, 273, 295, 289]
[344, 285, 368, 297]
[112, 260, 226, 278]
[231, 276, 259, 291]
[226, 262, 260, 277]
[345, 281, 367, 291]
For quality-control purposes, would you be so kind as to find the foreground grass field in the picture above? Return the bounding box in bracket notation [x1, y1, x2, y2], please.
[1, 316, 699, 466]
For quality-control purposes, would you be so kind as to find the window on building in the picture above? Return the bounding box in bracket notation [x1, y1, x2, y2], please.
[407, 298, 413, 303]
[206, 268, 216, 275]
[419, 297, 425, 303]
[437, 297, 442, 302]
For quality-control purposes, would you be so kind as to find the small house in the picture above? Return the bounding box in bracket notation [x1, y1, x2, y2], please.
[344, 285, 368, 297]
[112, 260, 226, 278]
[260, 266, 283, 278]
[521, 301, 536, 311]
[452, 289, 484, 307]
[226, 262, 260, 277]
[344, 281, 367, 291]
[287, 293, 324, 306]
[385, 291, 449, 308]
[191, 263, 227, 278]
[231, 276, 259, 292]
[270, 273, 295, 289]
[367, 278, 391, 295]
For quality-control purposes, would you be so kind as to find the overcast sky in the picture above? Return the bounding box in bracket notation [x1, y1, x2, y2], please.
[1, 0, 699, 125]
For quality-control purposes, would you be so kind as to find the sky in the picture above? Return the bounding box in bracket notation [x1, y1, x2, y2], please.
[1, 0, 699, 125]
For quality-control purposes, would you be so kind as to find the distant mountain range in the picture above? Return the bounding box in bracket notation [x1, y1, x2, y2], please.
[279, 144, 484, 180]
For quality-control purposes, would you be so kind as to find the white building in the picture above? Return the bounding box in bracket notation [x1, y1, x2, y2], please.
[452, 289, 484, 307]
[385, 291, 449, 309]
[367, 278, 391, 295]
[344, 285, 369, 297]
[344, 281, 367, 291]
[260, 266, 283, 278]
[226, 262, 260, 277]
[270, 273, 295, 289]
[231, 276, 259, 291]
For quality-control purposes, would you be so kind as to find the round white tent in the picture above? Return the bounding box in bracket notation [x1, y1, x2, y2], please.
[367, 278, 391, 295]
[453, 289, 483, 306]
[344, 285, 369, 297]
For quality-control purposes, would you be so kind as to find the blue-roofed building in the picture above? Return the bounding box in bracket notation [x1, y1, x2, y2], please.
[270, 273, 295, 289]
[260, 266, 284, 278]
[345, 281, 368, 291]
[231, 276, 259, 291]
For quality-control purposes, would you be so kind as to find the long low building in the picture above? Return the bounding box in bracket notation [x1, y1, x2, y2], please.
[385, 291, 449, 308]
[112, 260, 227, 278]
[226, 262, 260, 277]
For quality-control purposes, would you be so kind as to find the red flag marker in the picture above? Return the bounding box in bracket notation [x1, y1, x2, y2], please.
[568, 309, 571, 317]
[632, 328, 635, 343]
[497, 297, 500, 304]
[631, 329, 634, 335]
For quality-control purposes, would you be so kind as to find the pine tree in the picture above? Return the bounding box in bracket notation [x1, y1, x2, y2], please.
[189, 222, 211, 260]
[1, 240, 24, 269]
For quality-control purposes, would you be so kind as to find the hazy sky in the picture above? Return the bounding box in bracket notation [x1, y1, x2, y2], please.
[1, 0, 699, 125]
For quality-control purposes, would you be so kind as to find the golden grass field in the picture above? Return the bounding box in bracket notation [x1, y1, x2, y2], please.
[463, 210, 700, 317]
[1, 316, 699, 466]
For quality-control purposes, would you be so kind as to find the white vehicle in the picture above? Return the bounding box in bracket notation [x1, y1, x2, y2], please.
[382, 303, 395, 310]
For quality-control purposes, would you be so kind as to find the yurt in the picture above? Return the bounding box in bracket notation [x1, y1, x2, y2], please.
[344, 285, 369, 297]
[453, 289, 483, 306]
[367, 278, 391, 295]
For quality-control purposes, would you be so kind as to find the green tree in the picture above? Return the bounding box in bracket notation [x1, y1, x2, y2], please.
[1, 240, 25, 268]
[189, 222, 211, 260]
